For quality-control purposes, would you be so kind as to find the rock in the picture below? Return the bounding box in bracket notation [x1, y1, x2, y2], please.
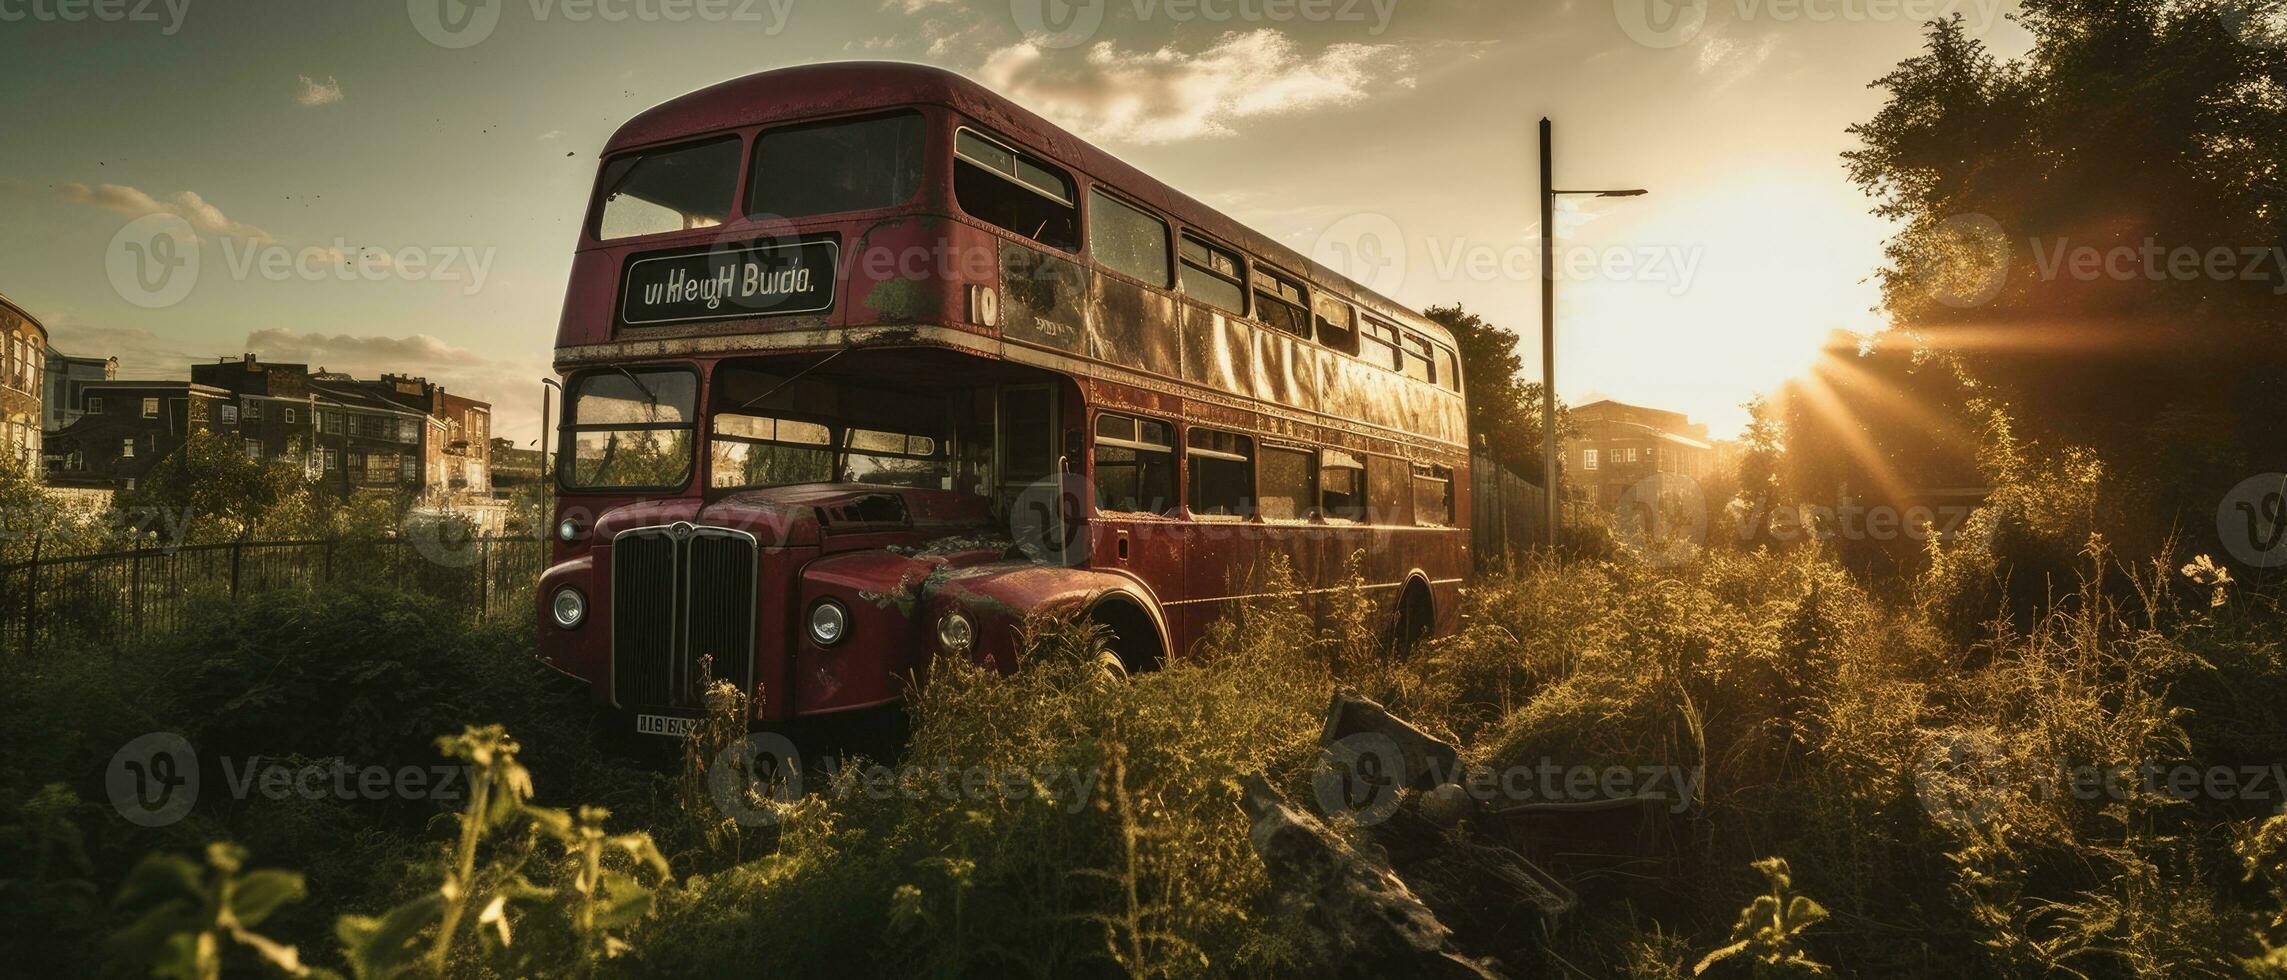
[1240, 776, 1508, 980]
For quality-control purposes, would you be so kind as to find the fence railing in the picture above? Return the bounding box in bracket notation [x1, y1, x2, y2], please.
[0, 536, 546, 655]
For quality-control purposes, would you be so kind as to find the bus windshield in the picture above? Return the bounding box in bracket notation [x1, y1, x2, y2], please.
[562, 367, 699, 490]
[707, 360, 994, 495]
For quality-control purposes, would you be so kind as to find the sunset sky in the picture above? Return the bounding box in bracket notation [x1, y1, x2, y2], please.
[0, 0, 2033, 445]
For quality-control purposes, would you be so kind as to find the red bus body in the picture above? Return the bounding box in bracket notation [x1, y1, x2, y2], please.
[537, 62, 1470, 726]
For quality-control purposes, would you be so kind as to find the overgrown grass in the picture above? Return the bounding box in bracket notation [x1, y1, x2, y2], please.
[3, 536, 2283, 978]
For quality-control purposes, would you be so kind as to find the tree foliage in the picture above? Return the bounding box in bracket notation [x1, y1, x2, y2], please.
[1423, 304, 1569, 479]
[1842, 1, 2287, 547]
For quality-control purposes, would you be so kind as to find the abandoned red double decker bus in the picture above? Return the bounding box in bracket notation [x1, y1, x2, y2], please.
[537, 62, 1470, 734]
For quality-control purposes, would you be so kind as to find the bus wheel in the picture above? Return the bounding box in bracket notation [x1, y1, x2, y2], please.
[1392, 582, 1433, 659]
[1089, 600, 1163, 679]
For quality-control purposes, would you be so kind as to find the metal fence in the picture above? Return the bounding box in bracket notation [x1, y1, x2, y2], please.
[0, 536, 546, 655]
[1472, 454, 1550, 564]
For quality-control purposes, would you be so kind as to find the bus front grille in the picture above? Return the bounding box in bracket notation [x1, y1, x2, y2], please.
[611, 525, 757, 712]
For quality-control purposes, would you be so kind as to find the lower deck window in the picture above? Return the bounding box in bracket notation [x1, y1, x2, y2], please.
[1187, 428, 1254, 517]
[1258, 445, 1316, 520]
[1413, 463, 1453, 527]
[1094, 413, 1176, 514]
[1320, 451, 1366, 522]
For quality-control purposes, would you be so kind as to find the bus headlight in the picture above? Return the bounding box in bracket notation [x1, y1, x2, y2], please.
[937, 610, 975, 654]
[808, 599, 850, 647]
[550, 587, 586, 629]
[557, 517, 584, 542]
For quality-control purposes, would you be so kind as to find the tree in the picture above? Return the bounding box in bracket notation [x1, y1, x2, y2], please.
[1844, 2, 2287, 550]
[117, 432, 314, 544]
[0, 456, 64, 566]
[1423, 304, 1570, 480]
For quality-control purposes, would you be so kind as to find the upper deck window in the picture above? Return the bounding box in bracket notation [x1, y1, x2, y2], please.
[747, 111, 924, 219]
[1434, 345, 1461, 392]
[1255, 268, 1310, 339]
[1360, 316, 1402, 372]
[1090, 190, 1171, 287]
[1314, 295, 1357, 355]
[1178, 233, 1246, 314]
[954, 128, 1078, 251]
[595, 136, 743, 241]
[1400, 333, 1435, 384]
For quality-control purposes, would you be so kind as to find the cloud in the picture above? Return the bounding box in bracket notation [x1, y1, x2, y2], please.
[242, 328, 550, 443]
[294, 74, 344, 107]
[40, 319, 208, 380]
[54, 183, 274, 242]
[974, 29, 1414, 144]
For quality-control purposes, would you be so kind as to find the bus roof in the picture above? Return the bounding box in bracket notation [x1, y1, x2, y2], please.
[605, 61, 1458, 353]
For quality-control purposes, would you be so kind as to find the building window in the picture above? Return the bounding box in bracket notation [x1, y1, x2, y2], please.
[1186, 428, 1254, 518]
[1177, 233, 1247, 315]
[1092, 413, 1176, 514]
[244, 439, 261, 460]
[402, 457, 419, 481]
[142, 397, 158, 418]
[87, 396, 103, 414]
[120, 438, 135, 459]
[1089, 189, 1172, 287]
[221, 404, 238, 423]
[1257, 445, 1317, 521]
[283, 407, 297, 424]
[1583, 449, 1599, 471]
[1321, 450, 1367, 522]
[245, 401, 262, 421]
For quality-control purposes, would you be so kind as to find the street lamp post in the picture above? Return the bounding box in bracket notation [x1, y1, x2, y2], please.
[1539, 117, 1645, 547]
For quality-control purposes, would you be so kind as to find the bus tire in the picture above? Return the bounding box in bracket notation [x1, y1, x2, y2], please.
[1089, 597, 1165, 677]
[1392, 580, 1434, 659]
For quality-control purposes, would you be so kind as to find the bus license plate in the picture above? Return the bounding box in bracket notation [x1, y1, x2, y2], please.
[635, 714, 696, 738]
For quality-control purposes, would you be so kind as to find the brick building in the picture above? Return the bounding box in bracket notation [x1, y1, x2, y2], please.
[1562, 399, 1720, 509]
[47, 354, 491, 499]
[1, 293, 47, 475]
